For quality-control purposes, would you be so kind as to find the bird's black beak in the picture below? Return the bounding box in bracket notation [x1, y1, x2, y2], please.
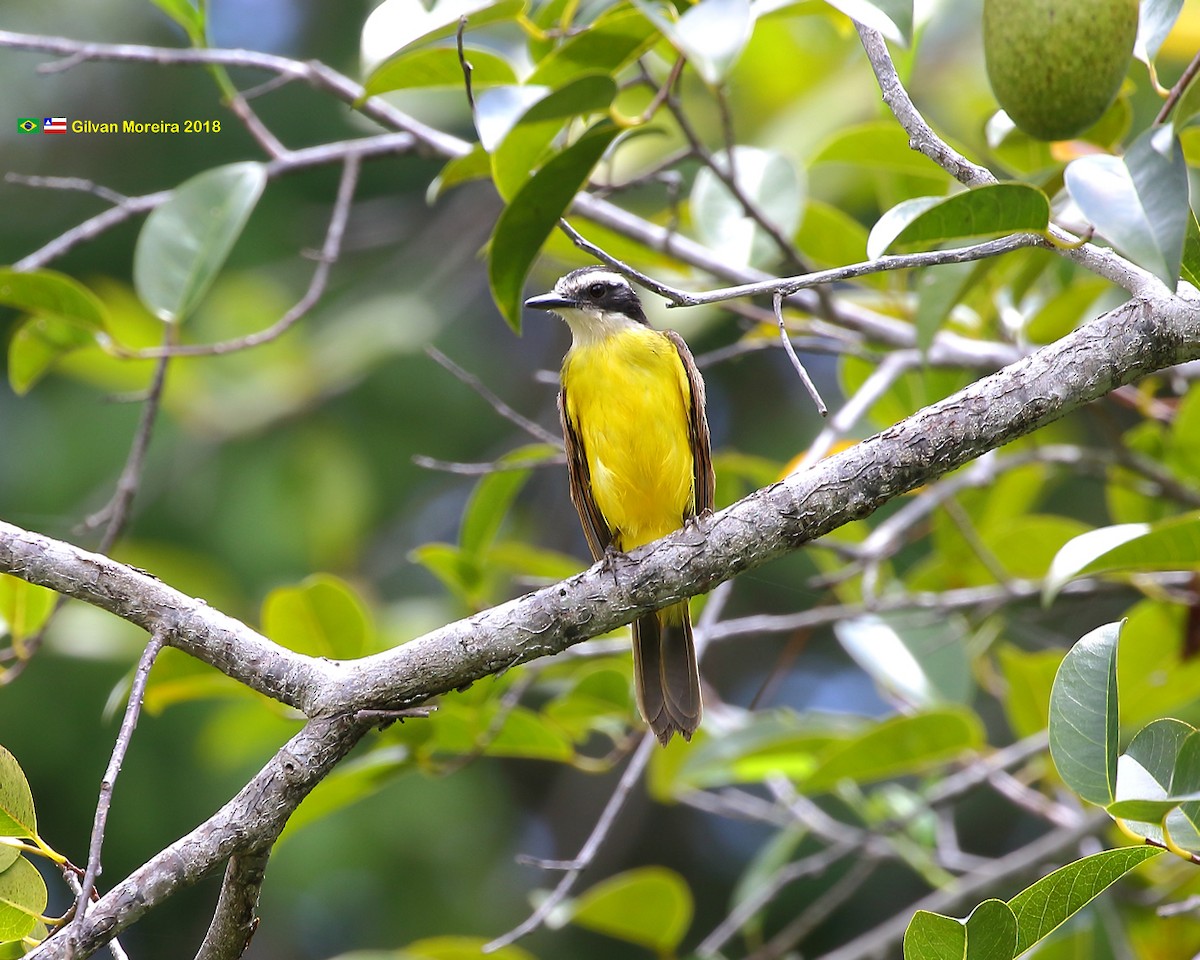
[525, 292, 576, 311]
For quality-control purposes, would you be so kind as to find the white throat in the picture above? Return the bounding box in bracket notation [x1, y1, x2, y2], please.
[559, 307, 644, 348]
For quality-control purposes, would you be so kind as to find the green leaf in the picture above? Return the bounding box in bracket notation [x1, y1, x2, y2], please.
[410, 543, 484, 607]
[527, 6, 661, 87]
[399, 935, 537, 960]
[1045, 513, 1200, 603]
[360, 0, 525, 70]
[1107, 719, 1194, 830]
[823, 0, 913, 45]
[690, 146, 805, 268]
[1134, 0, 1185, 65]
[810, 121, 948, 178]
[261, 574, 372, 659]
[1167, 729, 1200, 846]
[0, 268, 106, 329]
[475, 85, 553, 152]
[914, 260, 976, 352]
[1024, 278, 1112, 344]
[148, 0, 204, 41]
[0, 269, 109, 394]
[1007, 846, 1163, 955]
[363, 45, 516, 96]
[427, 144, 492, 202]
[1064, 125, 1188, 286]
[635, 0, 753, 85]
[282, 747, 410, 840]
[0, 576, 56, 644]
[866, 183, 1050, 259]
[997, 644, 1062, 739]
[491, 75, 618, 201]
[835, 614, 972, 707]
[796, 199, 877, 281]
[1181, 210, 1200, 290]
[133, 161, 267, 323]
[569, 867, 693, 952]
[1048, 621, 1121, 806]
[903, 899, 1017, 960]
[802, 707, 984, 793]
[0, 857, 48, 943]
[488, 121, 619, 331]
[460, 467, 534, 556]
[0, 746, 36, 841]
[428, 701, 573, 760]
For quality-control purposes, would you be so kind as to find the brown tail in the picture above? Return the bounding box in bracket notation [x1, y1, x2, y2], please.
[632, 601, 702, 744]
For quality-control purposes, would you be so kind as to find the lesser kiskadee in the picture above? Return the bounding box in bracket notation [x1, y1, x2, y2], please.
[526, 267, 714, 744]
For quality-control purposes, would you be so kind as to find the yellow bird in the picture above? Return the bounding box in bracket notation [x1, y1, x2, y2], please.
[526, 267, 714, 744]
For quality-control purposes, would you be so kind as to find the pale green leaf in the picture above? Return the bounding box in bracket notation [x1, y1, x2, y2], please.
[363, 45, 516, 96]
[867, 183, 1049, 259]
[569, 867, 693, 952]
[0, 576, 56, 644]
[0, 747, 36, 841]
[1064, 125, 1188, 286]
[1048, 621, 1121, 806]
[0, 857, 47, 943]
[134, 161, 267, 323]
[1045, 514, 1200, 604]
[690, 146, 804, 268]
[822, 0, 912, 45]
[261, 574, 372, 659]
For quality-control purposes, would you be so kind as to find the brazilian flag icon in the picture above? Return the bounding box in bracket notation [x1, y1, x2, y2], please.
[17, 118, 39, 134]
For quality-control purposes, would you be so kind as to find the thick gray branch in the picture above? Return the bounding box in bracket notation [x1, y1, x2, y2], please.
[0, 524, 329, 711]
[318, 290, 1200, 711]
[30, 714, 371, 960]
[193, 849, 271, 960]
[5, 291, 1199, 728]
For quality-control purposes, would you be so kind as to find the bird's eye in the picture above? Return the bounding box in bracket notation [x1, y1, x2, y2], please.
[587, 282, 607, 299]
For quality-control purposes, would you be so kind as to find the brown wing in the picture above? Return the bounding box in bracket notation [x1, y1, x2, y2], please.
[666, 330, 715, 518]
[558, 386, 613, 561]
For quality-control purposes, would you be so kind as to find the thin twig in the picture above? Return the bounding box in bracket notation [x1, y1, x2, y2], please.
[562, 217, 1045, 309]
[773, 291, 828, 416]
[426, 348, 562, 446]
[84, 330, 174, 544]
[14, 133, 411, 272]
[696, 844, 857, 957]
[745, 857, 878, 960]
[412, 454, 564, 475]
[456, 16, 477, 118]
[1155, 47, 1200, 125]
[483, 733, 657, 952]
[4, 173, 129, 205]
[76, 631, 167, 918]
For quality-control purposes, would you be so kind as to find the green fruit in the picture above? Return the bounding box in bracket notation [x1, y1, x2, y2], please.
[984, 0, 1138, 141]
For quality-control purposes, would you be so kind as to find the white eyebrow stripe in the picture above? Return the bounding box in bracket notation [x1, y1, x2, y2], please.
[559, 269, 631, 293]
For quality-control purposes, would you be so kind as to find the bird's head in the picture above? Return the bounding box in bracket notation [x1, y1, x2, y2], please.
[525, 267, 648, 342]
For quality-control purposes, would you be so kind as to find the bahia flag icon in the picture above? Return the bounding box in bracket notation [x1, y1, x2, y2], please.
[43, 117, 67, 134]
[17, 118, 40, 134]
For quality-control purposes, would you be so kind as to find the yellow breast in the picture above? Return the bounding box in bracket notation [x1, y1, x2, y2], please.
[563, 326, 696, 551]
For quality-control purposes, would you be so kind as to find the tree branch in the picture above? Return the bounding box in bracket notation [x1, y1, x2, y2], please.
[31, 713, 374, 960]
[193, 849, 271, 960]
[3, 290, 1198, 730]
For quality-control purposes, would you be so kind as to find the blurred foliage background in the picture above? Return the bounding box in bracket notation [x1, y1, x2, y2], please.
[4, 0, 1200, 957]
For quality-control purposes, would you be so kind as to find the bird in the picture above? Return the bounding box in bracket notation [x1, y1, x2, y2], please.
[525, 266, 714, 744]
